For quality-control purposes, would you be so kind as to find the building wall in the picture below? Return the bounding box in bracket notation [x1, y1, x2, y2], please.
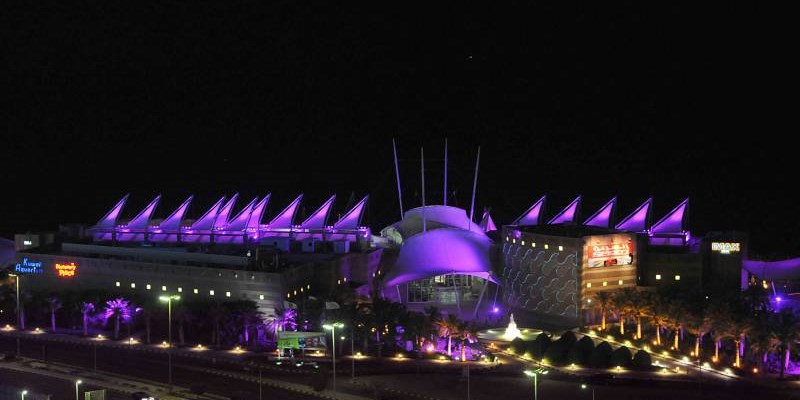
[501, 229, 581, 325]
[12, 252, 284, 313]
[638, 251, 702, 291]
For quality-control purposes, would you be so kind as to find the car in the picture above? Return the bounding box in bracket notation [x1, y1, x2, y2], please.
[130, 392, 155, 400]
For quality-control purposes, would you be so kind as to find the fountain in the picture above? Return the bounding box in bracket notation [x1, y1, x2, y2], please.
[476, 313, 543, 342]
[503, 313, 522, 340]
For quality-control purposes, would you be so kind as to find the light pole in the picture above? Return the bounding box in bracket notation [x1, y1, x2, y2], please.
[524, 369, 548, 400]
[159, 295, 180, 393]
[581, 383, 595, 400]
[75, 380, 82, 400]
[323, 322, 344, 393]
[9, 273, 21, 356]
[20, 390, 27, 400]
[351, 325, 355, 382]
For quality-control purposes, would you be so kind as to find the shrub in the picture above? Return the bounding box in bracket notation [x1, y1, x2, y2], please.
[510, 337, 527, 354]
[611, 346, 633, 367]
[530, 334, 551, 359]
[589, 341, 613, 368]
[559, 331, 578, 348]
[567, 340, 592, 366]
[632, 350, 652, 369]
[543, 339, 568, 365]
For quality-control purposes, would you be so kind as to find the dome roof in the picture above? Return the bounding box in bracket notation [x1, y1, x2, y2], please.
[380, 205, 486, 245]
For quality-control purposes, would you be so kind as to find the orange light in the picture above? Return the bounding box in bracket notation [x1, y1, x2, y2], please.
[753, 367, 758, 373]
[55, 262, 78, 277]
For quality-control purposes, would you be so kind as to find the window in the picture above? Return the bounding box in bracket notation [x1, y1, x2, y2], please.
[209, 290, 215, 296]
[675, 275, 681, 281]
[586, 283, 592, 288]
[226, 291, 231, 297]
[544, 244, 549, 249]
[532, 242, 536, 247]
[161, 286, 167, 291]
[146, 284, 151, 290]
[603, 281, 608, 287]
[512, 239, 516, 244]
[115, 281, 120, 287]
[193, 288, 199, 294]
[655, 274, 661, 280]
[558, 246, 564, 251]
[521, 241, 525, 246]
[618, 280, 624, 285]
[177, 287, 183, 293]
[130, 283, 136, 289]
[259, 294, 265, 300]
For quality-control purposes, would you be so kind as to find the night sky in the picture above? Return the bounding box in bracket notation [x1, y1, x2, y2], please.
[1, 3, 794, 257]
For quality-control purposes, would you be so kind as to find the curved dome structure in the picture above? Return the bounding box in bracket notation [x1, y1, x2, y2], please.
[380, 205, 486, 245]
[382, 228, 496, 287]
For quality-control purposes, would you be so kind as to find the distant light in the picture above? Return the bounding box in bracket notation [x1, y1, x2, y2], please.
[776, 297, 783, 302]
[161, 285, 167, 291]
[492, 307, 499, 313]
[674, 275, 681, 281]
[655, 274, 661, 280]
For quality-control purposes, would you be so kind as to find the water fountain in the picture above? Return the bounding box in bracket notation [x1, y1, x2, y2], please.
[477, 313, 543, 342]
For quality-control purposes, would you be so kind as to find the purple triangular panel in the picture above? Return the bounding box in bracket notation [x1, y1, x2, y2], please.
[513, 196, 546, 225]
[480, 210, 497, 232]
[191, 196, 226, 230]
[615, 198, 652, 232]
[334, 195, 368, 230]
[269, 194, 303, 228]
[159, 195, 193, 230]
[247, 194, 270, 230]
[583, 197, 616, 228]
[126, 195, 161, 229]
[301, 195, 336, 229]
[95, 194, 130, 228]
[227, 197, 258, 231]
[213, 194, 239, 229]
[651, 198, 689, 234]
[548, 196, 581, 224]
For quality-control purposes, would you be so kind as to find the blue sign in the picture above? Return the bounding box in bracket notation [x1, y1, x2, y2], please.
[14, 258, 44, 275]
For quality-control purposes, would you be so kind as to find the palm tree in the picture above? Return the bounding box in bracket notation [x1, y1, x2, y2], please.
[720, 314, 752, 367]
[174, 306, 193, 346]
[46, 296, 62, 333]
[612, 288, 635, 335]
[625, 290, 649, 339]
[644, 293, 668, 346]
[208, 304, 227, 347]
[239, 311, 263, 346]
[666, 299, 687, 351]
[593, 291, 614, 331]
[458, 322, 476, 361]
[683, 310, 709, 358]
[770, 309, 799, 378]
[435, 314, 461, 356]
[266, 307, 298, 341]
[80, 302, 95, 336]
[103, 298, 132, 340]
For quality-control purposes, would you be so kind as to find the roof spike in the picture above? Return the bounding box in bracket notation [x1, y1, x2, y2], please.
[94, 194, 130, 228]
[480, 209, 497, 232]
[513, 195, 546, 225]
[159, 195, 193, 230]
[247, 194, 270, 230]
[227, 197, 258, 231]
[268, 194, 303, 228]
[583, 197, 617, 228]
[191, 196, 226, 230]
[126, 195, 161, 229]
[615, 197, 653, 232]
[548, 196, 581, 224]
[213, 193, 239, 229]
[334, 195, 369, 229]
[650, 198, 689, 234]
[301, 195, 337, 229]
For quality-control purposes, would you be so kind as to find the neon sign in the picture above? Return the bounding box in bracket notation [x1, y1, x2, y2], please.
[711, 242, 740, 254]
[14, 258, 44, 275]
[55, 262, 78, 278]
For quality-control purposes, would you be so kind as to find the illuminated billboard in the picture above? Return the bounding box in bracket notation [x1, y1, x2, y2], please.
[586, 236, 635, 268]
[14, 258, 44, 275]
[55, 262, 78, 278]
[711, 242, 740, 254]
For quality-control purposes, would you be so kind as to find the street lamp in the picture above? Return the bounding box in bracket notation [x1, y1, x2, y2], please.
[75, 380, 82, 400]
[323, 322, 344, 393]
[9, 273, 21, 356]
[159, 295, 180, 393]
[581, 383, 595, 400]
[524, 368, 548, 400]
[20, 390, 27, 400]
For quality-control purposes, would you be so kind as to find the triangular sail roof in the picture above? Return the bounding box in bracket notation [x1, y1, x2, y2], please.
[548, 196, 581, 224]
[479, 209, 497, 232]
[333, 195, 368, 229]
[126, 195, 161, 229]
[583, 197, 616, 228]
[191, 196, 226, 230]
[213, 194, 239, 229]
[227, 197, 258, 231]
[301, 195, 336, 229]
[94, 194, 130, 228]
[268, 194, 303, 228]
[159, 195, 193, 230]
[615, 197, 652, 232]
[513, 196, 546, 225]
[650, 198, 689, 234]
[247, 194, 270, 230]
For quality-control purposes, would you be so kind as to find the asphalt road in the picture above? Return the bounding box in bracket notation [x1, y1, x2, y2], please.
[0, 336, 314, 400]
[0, 368, 129, 400]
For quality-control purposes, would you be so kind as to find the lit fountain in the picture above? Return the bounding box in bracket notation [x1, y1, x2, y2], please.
[503, 314, 522, 340]
[477, 313, 543, 342]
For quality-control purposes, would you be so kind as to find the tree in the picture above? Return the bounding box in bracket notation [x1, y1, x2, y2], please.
[593, 291, 614, 331]
[612, 289, 635, 335]
[611, 346, 632, 367]
[647, 293, 670, 346]
[666, 299, 687, 350]
[103, 298, 132, 340]
[632, 350, 652, 369]
[434, 314, 460, 356]
[590, 341, 613, 368]
[80, 302, 95, 336]
[174, 306, 193, 346]
[683, 309, 709, 358]
[770, 309, 799, 379]
[719, 313, 752, 368]
[208, 304, 226, 347]
[266, 307, 298, 341]
[458, 323, 476, 361]
[46, 296, 62, 333]
[625, 290, 650, 339]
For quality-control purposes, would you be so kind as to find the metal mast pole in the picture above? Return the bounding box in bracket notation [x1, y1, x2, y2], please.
[392, 139, 404, 219]
[469, 146, 481, 222]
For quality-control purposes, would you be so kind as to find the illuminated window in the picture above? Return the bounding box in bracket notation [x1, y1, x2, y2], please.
[512, 239, 516, 244]
[307, 284, 311, 289]
[115, 281, 120, 287]
[586, 283, 592, 288]
[130, 283, 136, 289]
[287, 293, 290, 298]
[521, 241, 525, 246]
[338, 279, 341, 285]
[558, 246, 564, 251]
[146, 284, 151, 290]
[603, 281, 608, 287]
[226, 291, 231, 297]
[506, 236, 509, 242]
[259, 294, 265, 300]
[544, 244, 549, 249]
[675, 275, 681, 281]
[655, 275, 661, 280]
[177, 287, 182, 293]
[532, 242, 536, 247]
[193, 288, 198, 294]
[161, 286, 167, 291]
[618, 280, 624, 285]
[209, 290, 215, 296]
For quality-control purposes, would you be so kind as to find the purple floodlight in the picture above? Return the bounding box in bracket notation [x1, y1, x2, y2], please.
[227, 197, 258, 231]
[583, 197, 616, 228]
[94, 194, 130, 229]
[513, 196, 545, 225]
[776, 296, 783, 302]
[268, 194, 303, 229]
[650, 198, 689, 234]
[247, 194, 270, 230]
[548, 196, 581, 224]
[213, 194, 239, 230]
[300, 195, 336, 229]
[333, 195, 368, 230]
[615, 197, 652, 232]
[191, 196, 226, 230]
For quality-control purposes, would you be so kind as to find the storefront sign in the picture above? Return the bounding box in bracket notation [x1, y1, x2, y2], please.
[711, 242, 740, 254]
[55, 262, 78, 278]
[586, 238, 635, 268]
[14, 258, 44, 275]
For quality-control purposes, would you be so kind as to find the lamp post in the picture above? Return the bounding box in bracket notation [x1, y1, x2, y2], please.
[20, 390, 27, 400]
[9, 273, 21, 356]
[75, 380, 82, 400]
[581, 383, 595, 400]
[351, 325, 355, 382]
[323, 322, 344, 393]
[524, 368, 548, 400]
[159, 295, 180, 393]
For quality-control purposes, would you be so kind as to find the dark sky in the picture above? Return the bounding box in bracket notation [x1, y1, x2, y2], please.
[1, 3, 795, 257]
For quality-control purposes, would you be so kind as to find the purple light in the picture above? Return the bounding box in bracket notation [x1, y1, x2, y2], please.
[776, 297, 783, 302]
[584, 197, 616, 228]
[548, 196, 581, 224]
[650, 198, 688, 234]
[615, 197, 652, 232]
[492, 307, 499, 313]
[514, 196, 545, 225]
